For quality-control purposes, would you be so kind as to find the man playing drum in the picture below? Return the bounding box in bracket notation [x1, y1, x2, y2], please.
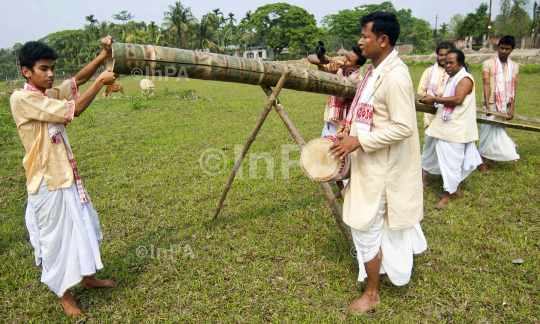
[420, 49, 483, 208]
[10, 37, 118, 316]
[329, 12, 427, 313]
[307, 46, 366, 198]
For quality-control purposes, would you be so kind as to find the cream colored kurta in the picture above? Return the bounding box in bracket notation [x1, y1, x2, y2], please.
[342, 55, 423, 231]
[426, 71, 479, 143]
[10, 79, 78, 194]
[418, 65, 447, 129]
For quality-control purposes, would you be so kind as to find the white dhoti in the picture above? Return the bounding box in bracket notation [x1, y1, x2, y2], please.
[421, 137, 482, 194]
[25, 179, 103, 297]
[479, 103, 520, 162]
[350, 196, 427, 287]
[321, 121, 349, 187]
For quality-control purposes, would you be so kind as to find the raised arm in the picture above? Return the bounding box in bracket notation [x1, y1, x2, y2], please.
[72, 69, 117, 117]
[74, 36, 113, 87]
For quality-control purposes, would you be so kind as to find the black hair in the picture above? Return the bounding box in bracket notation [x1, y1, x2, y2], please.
[499, 35, 516, 49]
[447, 48, 467, 70]
[360, 12, 400, 47]
[19, 41, 58, 74]
[436, 41, 455, 54]
[352, 45, 367, 66]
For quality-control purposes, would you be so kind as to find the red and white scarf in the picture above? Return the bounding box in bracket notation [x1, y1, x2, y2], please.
[326, 68, 361, 123]
[438, 67, 467, 121]
[493, 55, 516, 114]
[22, 81, 89, 203]
[425, 63, 447, 96]
[331, 49, 397, 140]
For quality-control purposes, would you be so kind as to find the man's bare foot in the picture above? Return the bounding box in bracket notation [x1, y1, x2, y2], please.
[60, 291, 84, 317]
[82, 276, 116, 290]
[479, 163, 491, 174]
[436, 192, 452, 209]
[346, 292, 381, 313]
[379, 274, 392, 284]
[452, 185, 462, 197]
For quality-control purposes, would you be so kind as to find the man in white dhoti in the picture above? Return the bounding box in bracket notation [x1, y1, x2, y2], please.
[418, 41, 455, 187]
[10, 38, 118, 316]
[479, 35, 520, 173]
[307, 46, 366, 197]
[330, 12, 427, 313]
[420, 49, 483, 208]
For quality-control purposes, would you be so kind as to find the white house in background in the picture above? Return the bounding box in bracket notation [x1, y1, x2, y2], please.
[243, 44, 275, 61]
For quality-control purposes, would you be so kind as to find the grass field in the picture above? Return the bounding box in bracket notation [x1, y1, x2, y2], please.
[0, 65, 539, 323]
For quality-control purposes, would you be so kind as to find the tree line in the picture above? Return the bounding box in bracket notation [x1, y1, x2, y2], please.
[0, 0, 535, 80]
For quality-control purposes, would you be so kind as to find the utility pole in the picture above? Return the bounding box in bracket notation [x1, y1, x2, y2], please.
[434, 14, 438, 52]
[534, 2, 539, 48]
[487, 0, 493, 49]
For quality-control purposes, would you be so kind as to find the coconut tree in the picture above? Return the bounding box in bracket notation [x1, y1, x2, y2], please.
[163, 1, 197, 48]
[192, 18, 219, 52]
[85, 14, 98, 34]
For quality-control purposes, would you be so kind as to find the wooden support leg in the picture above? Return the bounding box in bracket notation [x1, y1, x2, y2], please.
[211, 69, 292, 221]
[261, 86, 354, 249]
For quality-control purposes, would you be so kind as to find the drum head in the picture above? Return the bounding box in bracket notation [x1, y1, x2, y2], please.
[300, 138, 343, 181]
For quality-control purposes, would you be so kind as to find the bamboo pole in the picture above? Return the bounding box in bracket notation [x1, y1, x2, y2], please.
[211, 68, 292, 221]
[476, 117, 540, 132]
[475, 108, 540, 125]
[261, 86, 355, 250]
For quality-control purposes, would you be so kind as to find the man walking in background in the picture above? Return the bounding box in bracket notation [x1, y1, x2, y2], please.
[479, 35, 520, 172]
[418, 41, 455, 187]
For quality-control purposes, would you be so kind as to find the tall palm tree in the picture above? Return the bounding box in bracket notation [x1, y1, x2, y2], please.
[85, 14, 98, 34]
[192, 18, 218, 52]
[227, 12, 236, 26]
[163, 1, 197, 48]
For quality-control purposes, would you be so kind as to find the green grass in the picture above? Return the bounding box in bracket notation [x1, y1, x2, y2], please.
[0, 68, 539, 323]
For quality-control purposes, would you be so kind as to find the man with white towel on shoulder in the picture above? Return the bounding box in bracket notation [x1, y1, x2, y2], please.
[418, 41, 455, 187]
[421, 49, 483, 208]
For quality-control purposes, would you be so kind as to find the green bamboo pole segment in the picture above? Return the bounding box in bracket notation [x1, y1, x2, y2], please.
[476, 117, 540, 132]
[109, 43, 360, 99]
[475, 108, 540, 125]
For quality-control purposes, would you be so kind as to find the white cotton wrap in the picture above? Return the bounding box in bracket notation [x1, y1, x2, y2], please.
[350, 196, 428, 287]
[25, 180, 103, 297]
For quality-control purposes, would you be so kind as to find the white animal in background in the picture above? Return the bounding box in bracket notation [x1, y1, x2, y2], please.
[140, 79, 156, 95]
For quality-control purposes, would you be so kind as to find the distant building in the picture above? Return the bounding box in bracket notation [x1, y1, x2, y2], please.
[337, 45, 349, 56]
[395, 42, 413, 54]
[243, 43, 275, 61]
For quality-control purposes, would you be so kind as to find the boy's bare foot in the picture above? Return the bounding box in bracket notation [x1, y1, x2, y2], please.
[83, 276, 116, 290]
[436, 192, 452, 209]
[346, 292, 381, 313]
[334, 190, 342, 199]
[60, 291, 84, 317]
[437, 175, 443, 184]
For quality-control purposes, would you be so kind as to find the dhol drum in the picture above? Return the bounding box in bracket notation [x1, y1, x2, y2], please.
[300, 138, 350, 182]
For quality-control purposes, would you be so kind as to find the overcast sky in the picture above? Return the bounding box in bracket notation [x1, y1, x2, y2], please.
[2, 0, 505, 49]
